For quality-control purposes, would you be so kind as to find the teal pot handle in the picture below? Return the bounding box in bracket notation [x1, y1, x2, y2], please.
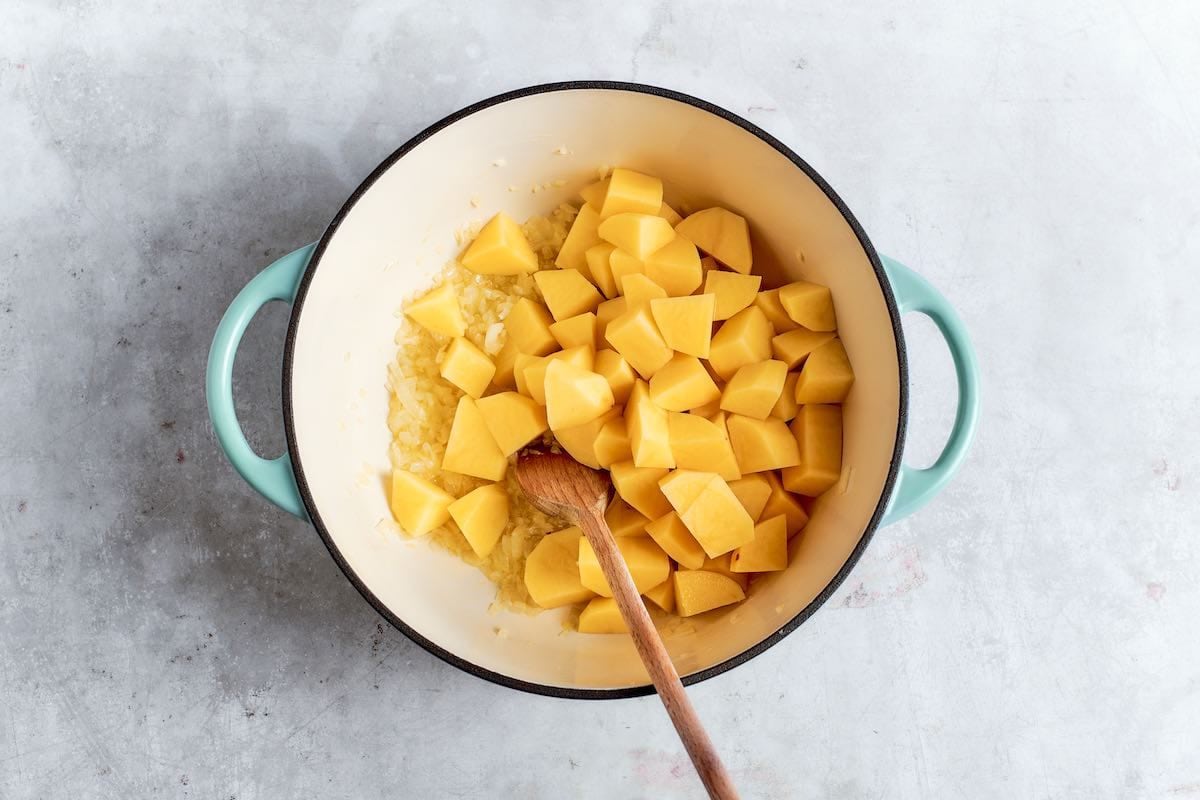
[206, 244, 316, 519]
[880, 255, 981, 525]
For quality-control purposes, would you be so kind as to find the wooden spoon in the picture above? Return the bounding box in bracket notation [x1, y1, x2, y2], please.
[516, 448, 740, 800]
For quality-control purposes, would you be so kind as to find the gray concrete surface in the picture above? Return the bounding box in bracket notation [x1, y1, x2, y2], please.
[2, 2, 1198, 798]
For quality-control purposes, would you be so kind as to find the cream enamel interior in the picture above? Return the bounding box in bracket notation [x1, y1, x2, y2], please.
[288, 88, 901, 692]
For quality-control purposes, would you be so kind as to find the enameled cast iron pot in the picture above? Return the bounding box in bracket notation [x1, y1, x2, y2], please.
[206, 82, 980, 699]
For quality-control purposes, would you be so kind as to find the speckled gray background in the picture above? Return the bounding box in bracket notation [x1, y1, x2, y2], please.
[2, 2, 1198, 798]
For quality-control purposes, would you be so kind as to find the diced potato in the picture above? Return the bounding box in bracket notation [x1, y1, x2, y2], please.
[696, 553, 750, 590]
[519, 345, 595, 405]
[726, 414, 801, 473]
[476, 391, 549, 456]
[534, 268, 603, 321]
[544, 359, 615, 430]
[598, 213, 675, 259]
[643, 574, 676, 613]
[703, 271, 761, 321]
[389, 469, 455, 536]
[753, 289, 801, 333]
[708, 306, 773, 380]
[621, 273, 668, 309]
[448, 483, 509, 558]
[675, 207, 753, 274]
[439, 337, 496, 398]
[505, 297, 559, 356]
[771, 373, 801, 421]
[555, 406, 622, 469]
[594, 349, 636, 404]
[657, 201, 683, 226]
[606, 497, 650, 537]
[605, 304, 673, 379]
[405, 283, 467, 337]
[761, 471, 810, 536]
[666, 412, 741, 481]
[610, 460, 672, 519]
[673, 474, 756, 557]
[549, 312, 598, 350]
[525, 527, 596, 608]
[782, 404, 842, 496]
[673, 570, 746, 617]
[578, 536, 671, 596]
[727, 474, 772, 520]
[460, 212, 538, 275]
[771, 328, 836, 370]
[609, 248, 645, 289]
[442, 397, 509, 480]
[690, 399, 724, 419]
[794, 338, 855, 403]
[512, 352, 540, 399]
[578, 597, 628, 634]
[648, 355, 721, 412]
[490, 339, 521, 390]
[595, 416, 633, 468]
[644, 236, 702, 296]
[580, 178, 609, 211]
[720, 359, 788, 419]
[599, 168, 663, 219]
[554, 203, 602, 272]
[778, 281, 837, 331]
[626, 380, 675, 469]
[731, 513, 788, 572]
[595, 297, 626, 345]
[649, 294, 715, 358]
[585, 243, 620, 298]
[659, 469, 720, 514]
[645, 511, 707, 570]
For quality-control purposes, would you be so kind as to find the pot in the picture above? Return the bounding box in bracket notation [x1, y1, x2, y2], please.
[206, 82, 980, 698]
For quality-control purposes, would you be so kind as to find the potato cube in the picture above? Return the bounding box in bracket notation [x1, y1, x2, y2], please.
[771, 328, 836, 370]
[727, 474, 772, 520]
[643, 574, 676, 613]
[405, 282, 466, 337]
[442, 397, 509, 480]
[549, 312, 598, 350]
[657, 201, 683, 226]
[505, 297, 559, 356]
[782, 404, 842, 496]
[626, 380, 675, 469]
[708, 306, 773, 380]
[525, 527, 596, 608]
[720, 359, 788, 419]
[703, 271, 761, 320]
[610, 460, 672, 519]
[731, 514, 788, 572]
[606, 497, 650, 537]
[593, 348, 636, 404]
[544, 359, 615, 430]
[476, 392, 548, 456]
[439, 337, 495, 398]
[659, 469, 720, 514]
[794, 338, 855, 403]
[595, 297, 626, 345]
[697, 553, 750, 590]
[585, 243, 620, 298]
[690, 399, 724, 419]
[598, 213, 675, 259]
[534, 268, 603, 321]
[389, 470, 454, 537]
[771, 373, 801, 421]
[753, 289, 801, 333]
[644, 236, 702, 296]
[578, 536, 671, 596]
[609, 248, 645, 290]
[674, 474, 756, 557]
[599, 168, 663, 218]
[490, 339, 521, 390]
[460, 212, 538, 275]
[674, 207, 753, 274]
[595, 416, 633, 468]
[578, 597, 628, 634]
[605, 305, 673, 379]
[620, 273, 668, 310]
[519, 345, 595, 405]
[779, 281, 837, 331]
[648, 355, 721, 412]
[726, 414, 801, 473]
[645, 511, 707, 570]
[580, 178, 609, 211]
[555, 406, 622, 469]
[761, 471, 810, 536]
[554, 203, 602, 272]
[673, 570, 746, 617]
[666, 413, 741, 481]
[650, 294, 715, 358]
[448, 483, 509, 558]
[512, 352, 540, 399]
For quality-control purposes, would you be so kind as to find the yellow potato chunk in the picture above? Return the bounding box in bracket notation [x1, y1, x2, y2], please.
[643, 574, 676, 613]
[660, 468, 718, 512]
[761, 471, 810, 536]
[620, 273, 668, 311]
[595, 416, 633, 468]
[794, 338, 855, 403]
[644, 236, 702, 296]
[505, 297, 559, 356]
[555, 406, 622, 469]
[675, 207, 753, 274]
[720, 359, 788, 419]
[726, 414, 801, 473]
[490, 339, 521, 390]
[554, 203, 602, 272]
[771, 328, 836, 370]
[549, 312, 598, 350]
[512, 352, 539, 399]
[697, 553, 750, 590]
[703, 270, 761, 321]
[673, 570, 746, 617]
[460, 212, 538, 275]
[518, 345, 594, 405]
[771, 373, 801, 421]
[690, 399, 723, 419]
[609, 248, 645, 290]
[626, 380, 675, 469]
[595, 297, 626, 345]
[708, 306, 773, 380]
[605, 304, 673, 379]
[731, 513, 788, 572]
[439, 337, 495, 398]
[673, 474, 756, 557]
[580, 178, 609, 210]
[667, 413, 741, 481]
[585, 243, 620, 298]
[657, 201, 683, 226]
[610, 460, 672, 519]
[782, 404, 843, 496]
[598, 213, 675, 260]
[525, 527, 596, 608]
[476, 391, 548, 456]
[778, 281, 837, 331]
[649, 355, 721, 412]
[578, 536, 671, 596]
[753, 289, 801, 334]
[448, 483, 509, 558]
[605, 497, 650, 537]
[534, 268, 603, 321]
[598, 167, 663, 219]
[594, 348, 636, 405]
[650, 294, 715, 358]
[544, 359, 615, 430]
[389, 470, 454, 537]
[442, 397, 509, 480]
[405, 282, 466, 337]
[578, 597, 628, 634]
[645, 511, 707, 570]
[727, 474, 772, 520]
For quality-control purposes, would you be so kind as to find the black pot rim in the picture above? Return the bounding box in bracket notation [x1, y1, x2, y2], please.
[281, 80, 909, 700]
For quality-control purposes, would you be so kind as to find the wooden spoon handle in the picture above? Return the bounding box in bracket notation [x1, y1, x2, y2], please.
[577, 510, 740, 800]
